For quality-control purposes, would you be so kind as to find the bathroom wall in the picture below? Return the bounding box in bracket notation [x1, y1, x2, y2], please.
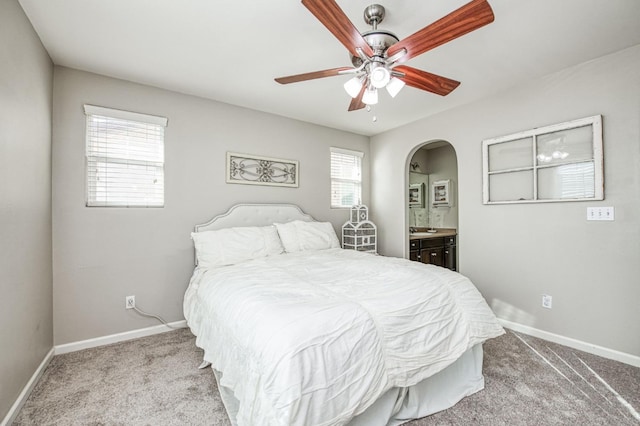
[425, 144, 458, 229]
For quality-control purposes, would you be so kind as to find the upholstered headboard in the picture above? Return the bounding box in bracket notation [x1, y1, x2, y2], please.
[194, 203, 315, 233]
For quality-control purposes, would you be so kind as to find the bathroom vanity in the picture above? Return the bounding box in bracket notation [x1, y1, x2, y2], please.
[409, 229, 457, 271]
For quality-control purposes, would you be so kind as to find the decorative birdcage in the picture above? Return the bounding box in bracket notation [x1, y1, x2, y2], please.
[342, 205, 377, 253]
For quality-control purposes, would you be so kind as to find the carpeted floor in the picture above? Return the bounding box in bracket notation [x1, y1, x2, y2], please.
[14, 328, 640, 425]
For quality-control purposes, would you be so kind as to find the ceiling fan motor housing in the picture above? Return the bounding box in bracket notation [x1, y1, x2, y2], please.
[351, 4, 399, 67]
[350, 30, 399, 66]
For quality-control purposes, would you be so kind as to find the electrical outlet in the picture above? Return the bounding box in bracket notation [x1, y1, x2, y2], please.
[125, 295, 135, 309]
[542, 294, 552, 309]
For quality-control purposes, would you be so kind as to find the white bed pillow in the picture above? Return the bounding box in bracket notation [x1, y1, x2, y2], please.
[191, 225, 284, 268]
[275, 220, 341, 253]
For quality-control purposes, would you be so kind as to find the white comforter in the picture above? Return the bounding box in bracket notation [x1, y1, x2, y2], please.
[184, 248, 503, 426]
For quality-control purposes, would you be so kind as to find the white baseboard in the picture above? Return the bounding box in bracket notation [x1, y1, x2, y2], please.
[498, 318, 640, 368]
[54, 320, 187, 355]
[1, 347, 55, 426]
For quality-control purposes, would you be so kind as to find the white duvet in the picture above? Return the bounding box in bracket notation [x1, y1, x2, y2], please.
[184, 248, 504, 426]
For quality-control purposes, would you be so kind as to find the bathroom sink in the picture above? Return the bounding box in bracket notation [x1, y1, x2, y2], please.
[410, 231, 437, 237]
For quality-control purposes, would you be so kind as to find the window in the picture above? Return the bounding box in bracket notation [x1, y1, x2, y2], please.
[330, 147, 363, 208]
[482, 115, 603, 204]
[84, 105, 168, 207]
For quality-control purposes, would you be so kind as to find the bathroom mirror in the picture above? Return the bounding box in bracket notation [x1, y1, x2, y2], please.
[409, 172, 429, 227]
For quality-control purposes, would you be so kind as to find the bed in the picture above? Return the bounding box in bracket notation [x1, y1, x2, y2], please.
[184, 203, 504, 426]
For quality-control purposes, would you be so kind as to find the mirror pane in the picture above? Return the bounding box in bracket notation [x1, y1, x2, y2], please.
[536, 125, 593, 166]
[489, 170, 533, 202]
[538, 162, 595, 199]
[488, 137, 532, 172]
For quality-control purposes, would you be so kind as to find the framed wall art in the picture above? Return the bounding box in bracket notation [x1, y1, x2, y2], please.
[409, 183, 424, 207]
[226, 152, 299, 188]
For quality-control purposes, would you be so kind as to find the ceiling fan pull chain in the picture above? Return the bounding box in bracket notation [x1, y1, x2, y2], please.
[364, 104, 378, 122]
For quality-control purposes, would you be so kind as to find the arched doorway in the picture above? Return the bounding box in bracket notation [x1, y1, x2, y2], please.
[406, 140, 459, 268]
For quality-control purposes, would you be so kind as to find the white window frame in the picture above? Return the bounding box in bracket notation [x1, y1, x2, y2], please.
[482, 115, 603, 204]
[84, 105, 168, 208]
[330, 147, 364, 209]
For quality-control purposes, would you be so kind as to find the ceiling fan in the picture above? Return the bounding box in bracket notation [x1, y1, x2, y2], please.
[275, 0, 494, 111]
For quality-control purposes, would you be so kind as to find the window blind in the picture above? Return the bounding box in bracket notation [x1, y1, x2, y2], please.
[330, 147, 363, 208]
[84, 105, 167, 207]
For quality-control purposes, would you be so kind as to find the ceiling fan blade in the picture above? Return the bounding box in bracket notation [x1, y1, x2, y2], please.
[387, 0, 494, 63]
[348, 85, 367, 111]
[302, 0, 375, 58]
[395, 65, 460, 96]
[275, 67, 352, 84]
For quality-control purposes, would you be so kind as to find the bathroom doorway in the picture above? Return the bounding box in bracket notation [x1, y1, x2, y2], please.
[407, 140, 459, 267]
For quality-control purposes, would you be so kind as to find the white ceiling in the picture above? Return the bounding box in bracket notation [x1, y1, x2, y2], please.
[19, 0, 640, 136]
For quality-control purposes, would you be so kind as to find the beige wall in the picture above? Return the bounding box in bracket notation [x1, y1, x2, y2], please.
[52, 67, 370, 345]
[0, 0, 53, 420]
[371, 45, 640, 357]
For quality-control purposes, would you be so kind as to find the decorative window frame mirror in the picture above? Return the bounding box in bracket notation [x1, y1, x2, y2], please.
[431, 180, 452, 206]
[482, 115, 603, 204]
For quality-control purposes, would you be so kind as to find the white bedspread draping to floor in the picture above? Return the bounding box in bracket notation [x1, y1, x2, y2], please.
[184, 249, 503, 426]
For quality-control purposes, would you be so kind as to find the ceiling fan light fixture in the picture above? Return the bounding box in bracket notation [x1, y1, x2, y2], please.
[386, 77, 406, 98]
[369, 65, 391, 89]
[343, 76, 364, 98]
[362, 87, 378, 105]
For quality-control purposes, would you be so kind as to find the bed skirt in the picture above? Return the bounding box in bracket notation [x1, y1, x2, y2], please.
[214, 344, 484, 426]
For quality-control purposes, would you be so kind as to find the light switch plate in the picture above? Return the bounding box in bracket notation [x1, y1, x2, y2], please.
[587, 207, 614, 221]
